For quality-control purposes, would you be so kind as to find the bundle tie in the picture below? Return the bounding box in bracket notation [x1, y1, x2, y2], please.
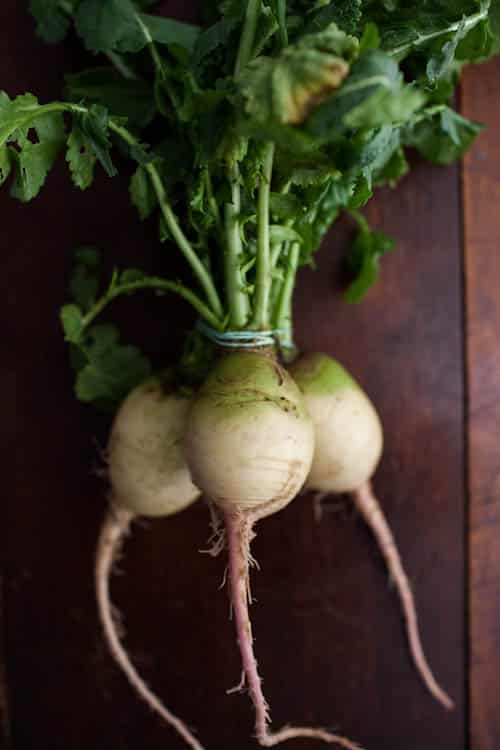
[197, 320, 286, 349]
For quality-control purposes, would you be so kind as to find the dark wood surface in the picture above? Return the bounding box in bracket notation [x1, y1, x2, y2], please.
[463, 59, 500, 750]
[1, 3, 498, 749]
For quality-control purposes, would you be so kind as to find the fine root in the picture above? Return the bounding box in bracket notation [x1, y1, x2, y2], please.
[225, 511, 363, 748]
[95, 505, 205, 750]
[353, 481, 454, 711]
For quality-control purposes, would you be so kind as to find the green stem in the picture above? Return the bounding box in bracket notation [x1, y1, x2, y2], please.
[106, 51, 139, 80]
[387, 8, 488, 59]
[252, 142, 275, 329]
[269, 241, 286, 325]
[348, 209, 370, 234]
[107, 121, 222, 316]
[270, 242, 282, 271]
[276, 0, 288, 49]
[82, 277, 223, 332]
[234, 0, 261, 76]
[225, 163, 250, 327]
[274, 241, 299, 345]
[142, 162, 224, 318]
[135, 13, 181, 115]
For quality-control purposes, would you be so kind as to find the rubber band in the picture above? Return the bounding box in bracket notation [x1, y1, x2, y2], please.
[197, 319, 286, 348]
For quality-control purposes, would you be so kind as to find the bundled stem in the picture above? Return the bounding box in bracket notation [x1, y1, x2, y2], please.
[234, 0, 261, 77]
[274, 241, 300, 346]
[225, 163, 250, 327]
[353, 482, 454, 711]
[225, 511, 363, 749]
[95, 506, 205, 750]
[252, 143, 275, 329]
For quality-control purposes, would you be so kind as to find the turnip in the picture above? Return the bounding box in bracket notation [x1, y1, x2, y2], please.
[5, 0, 494, 743]
[290, 352, 454, 711]
[96, 377, 203, 750]
[185, 349, 361, 748]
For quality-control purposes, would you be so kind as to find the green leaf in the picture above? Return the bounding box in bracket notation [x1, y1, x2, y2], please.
[29, 0, 73, 43]
[61, 304, 85, 343]
[374, 145, 409, 186]
[192, 17, 238, 66]
[75, 0, 141, 53]
[72, 104, 117, 177]
[65, 69, 156, 128]
[427, 17, 468, 83]
[269, 192, 303, 219]
[295, 176, 352, 256]
[0, 93, 66, 201]
[286, 163, 338, 187]
[66, 126, 97, 190]
[344, 83, 424, 130]
[489, 0, 500, 39]
[130, 165, 157, 220]
[302, 0, 363, 36]
[404, 107, 483, 165]
[344, 219, 395, 302]
[252, 4, 280, 58]
[351, 125, 402, 190]
[269, 225, 303, 244]
[376, 2, 490, 63]
[239, 23, 358, 126]
[141, 14, 200, 52]
[74, 324, 152, 407]
[75, 0, 199, 54]
[306, 50, 424, 138]
[0, 145, 11, 186]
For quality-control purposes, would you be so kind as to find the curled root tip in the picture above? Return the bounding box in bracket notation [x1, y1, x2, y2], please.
[353, 482, 454, 712]
[437, 691, 455, 712]
[259, 725, 364, 749]
[95, 508, 205, 750]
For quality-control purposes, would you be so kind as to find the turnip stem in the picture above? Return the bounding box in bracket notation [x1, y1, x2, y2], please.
[252, 143, 275, 329]
[274, 241, 299, 343]
[234, 0, 261, 77]
[81, 276, 223, 332]
[353, 482, 454, 711]
[96, 507, 205, 750]
[225, 512, 363, 749]
[143, 164, 223, 318]
[225, 163, 250, 327]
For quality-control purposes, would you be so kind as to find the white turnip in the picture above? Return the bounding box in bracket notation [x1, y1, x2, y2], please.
[290, 352, 453, 711]
[97, 377, 203, 750]
[185, 350, 361, 749]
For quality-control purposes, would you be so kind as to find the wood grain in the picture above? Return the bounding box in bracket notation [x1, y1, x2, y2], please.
[462, 56, 500, 750]
[1, 3, 466, 749]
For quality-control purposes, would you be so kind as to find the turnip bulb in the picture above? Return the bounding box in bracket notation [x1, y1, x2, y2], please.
[291, 352, 453, 711]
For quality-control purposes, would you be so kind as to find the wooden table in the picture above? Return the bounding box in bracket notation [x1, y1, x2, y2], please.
[1, 4, 499, 749]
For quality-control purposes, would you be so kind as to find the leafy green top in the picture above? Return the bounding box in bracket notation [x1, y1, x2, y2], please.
[1, 0, 498, 405]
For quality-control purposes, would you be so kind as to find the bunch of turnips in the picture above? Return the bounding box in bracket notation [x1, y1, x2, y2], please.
[4, 0, 497, 746]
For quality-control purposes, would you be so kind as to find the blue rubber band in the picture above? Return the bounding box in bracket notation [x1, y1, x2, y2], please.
[197, 319, 286, 348]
